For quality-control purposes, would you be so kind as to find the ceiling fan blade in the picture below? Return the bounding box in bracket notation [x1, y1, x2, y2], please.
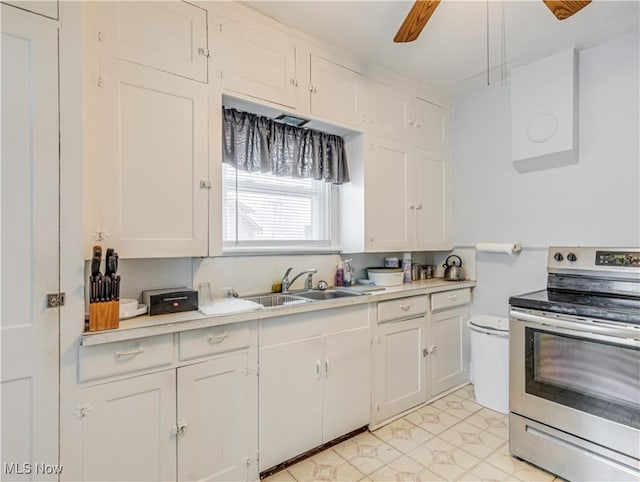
[543, 1, 591, 20]
[394, 0, 441, 43]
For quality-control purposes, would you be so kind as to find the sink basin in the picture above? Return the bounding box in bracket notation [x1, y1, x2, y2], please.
[295, 289, 364, 301]
[242, 293, 310, 307]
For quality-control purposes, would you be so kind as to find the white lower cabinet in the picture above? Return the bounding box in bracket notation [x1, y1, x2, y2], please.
[81, 370, 177, 482]
[371, 296, 429, 426]
[259, 306, 370, 471]
[177, 353, 257, 482]
[430, 290, 471, 397]
[79, 323, 258, 482]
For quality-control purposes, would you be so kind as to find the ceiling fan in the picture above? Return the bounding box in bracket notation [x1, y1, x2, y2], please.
[393, 0, 592, 43]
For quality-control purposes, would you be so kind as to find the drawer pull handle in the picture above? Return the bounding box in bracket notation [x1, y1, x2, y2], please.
[115, 347, 145, 358]
[400, 303, 411, 311]
[207, 333, 229, 344]
[448, 294, 458, 301]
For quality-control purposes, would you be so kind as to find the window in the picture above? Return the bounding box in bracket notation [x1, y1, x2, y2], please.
[223, 163, 336, 250]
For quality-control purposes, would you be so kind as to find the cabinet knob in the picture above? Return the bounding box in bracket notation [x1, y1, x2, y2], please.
[422, 348, 429, 357]
[408, 120, 415, 126]
[416, 203, 423, 210]
[409, 203, 415, 210]
[400, 303, 411, 311]
[428, 345, 438, 354]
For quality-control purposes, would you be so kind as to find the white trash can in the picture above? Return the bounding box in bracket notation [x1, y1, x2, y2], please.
[468, 315, 509, 414]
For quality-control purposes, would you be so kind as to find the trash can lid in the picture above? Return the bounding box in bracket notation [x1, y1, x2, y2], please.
[469, 315, 509, 332]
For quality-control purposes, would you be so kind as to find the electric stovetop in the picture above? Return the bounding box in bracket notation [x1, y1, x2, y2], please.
[509, 289, 640, 326]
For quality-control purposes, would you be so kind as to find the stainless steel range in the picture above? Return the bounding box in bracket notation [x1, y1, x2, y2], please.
[509, 247, 640, 482]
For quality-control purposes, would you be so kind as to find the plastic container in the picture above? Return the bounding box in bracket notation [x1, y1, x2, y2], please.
[468, 315, 509, 414]
[367, 268, 404, 286]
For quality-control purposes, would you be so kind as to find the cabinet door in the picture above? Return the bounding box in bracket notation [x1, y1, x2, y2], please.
[1, 6, 60, 476]
[96, 1, 208, 82]
[413, 149, 453, 250]
[409, 97, 447, 157]
[372, 316, 428, 425]
[82, 371, 177, 481]
[430, 308, 469, 397]
[365, 138, 413, 251]
[259, 338, 324, 471]
[217, 16, 297, 108]
[323, 328, 370, 442]
[373, 83, 408, 141]
[86, 59, 209, 258]
[178, 352, 257, 482]
[310, 54, 362, 127]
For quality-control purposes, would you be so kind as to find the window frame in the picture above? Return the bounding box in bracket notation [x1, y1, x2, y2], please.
[221, 163, 341, 254]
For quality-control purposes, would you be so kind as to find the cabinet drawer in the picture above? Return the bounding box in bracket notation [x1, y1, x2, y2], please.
[431, 288, 471, 311]
[179, 323, 251, 361]
[378, 295, 428, 323]
[79, 334, 174, 382]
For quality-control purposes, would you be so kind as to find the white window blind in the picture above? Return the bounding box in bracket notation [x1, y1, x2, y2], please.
[223, 163, 334, 249]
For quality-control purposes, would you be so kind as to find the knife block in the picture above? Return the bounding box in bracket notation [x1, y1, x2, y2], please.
[88, 301, 119, 332]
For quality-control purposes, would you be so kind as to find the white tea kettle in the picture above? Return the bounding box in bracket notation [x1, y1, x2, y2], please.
[443, 255, 466, 281]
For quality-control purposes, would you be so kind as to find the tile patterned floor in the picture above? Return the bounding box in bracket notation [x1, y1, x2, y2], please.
[265, 385, 562, 482]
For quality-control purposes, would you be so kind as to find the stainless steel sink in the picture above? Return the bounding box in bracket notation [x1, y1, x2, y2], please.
[242, 293, 310, 307]
[295, 289, 364, 301]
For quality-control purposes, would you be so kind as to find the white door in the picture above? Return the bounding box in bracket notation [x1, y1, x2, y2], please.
[81, 371, 177, 481]
[414, 149, 453, 250]
[259, 337, 324, 471]
[94, 1, 208, 82]
[372, 317, 428, 424]
[365, 139, 412, 251]
[322, 328, 370, 442]
[430, 309, 469, 396]
[373, 83, 408, 141]
[1, 6, 60, 479]
[85, 58, 209, 258]
[310, 54, 362, 127]
[410, 97, 447, 157]
[217, 16, 297, 108]
[177, 353, 257, 482]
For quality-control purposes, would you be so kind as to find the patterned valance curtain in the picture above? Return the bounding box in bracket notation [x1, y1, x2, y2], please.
[222, 108, 350, 184]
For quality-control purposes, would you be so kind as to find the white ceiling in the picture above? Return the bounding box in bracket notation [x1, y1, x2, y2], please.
[244, 0, 640, 96]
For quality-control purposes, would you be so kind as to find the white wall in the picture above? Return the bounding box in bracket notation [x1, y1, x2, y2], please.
[453, 31, 640, 317]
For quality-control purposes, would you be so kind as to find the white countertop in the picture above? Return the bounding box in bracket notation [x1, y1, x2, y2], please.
[82, 279, 475, 346]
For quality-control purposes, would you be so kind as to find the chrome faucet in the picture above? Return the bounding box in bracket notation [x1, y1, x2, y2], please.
[281, 267, 317, 293]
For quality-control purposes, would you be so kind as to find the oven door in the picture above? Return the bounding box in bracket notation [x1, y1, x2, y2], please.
[510, 308, 640, 459]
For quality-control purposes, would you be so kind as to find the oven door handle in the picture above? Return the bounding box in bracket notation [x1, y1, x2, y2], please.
[510, 310, 640, 345]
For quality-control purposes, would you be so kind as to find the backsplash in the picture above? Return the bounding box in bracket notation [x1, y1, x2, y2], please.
[86, 250, 477, 304]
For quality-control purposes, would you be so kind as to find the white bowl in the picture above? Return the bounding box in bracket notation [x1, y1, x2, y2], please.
[367, 268, 404, 286]
[119, 299, 138, 318]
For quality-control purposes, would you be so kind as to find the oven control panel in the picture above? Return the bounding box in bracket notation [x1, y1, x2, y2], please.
[548, 247, 640, 276]
[596, 251, 640, 267]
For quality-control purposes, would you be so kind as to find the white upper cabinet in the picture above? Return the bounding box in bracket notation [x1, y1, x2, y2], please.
[365, 139, 412, 252]
[414, 149, 453, 250]
[373, 82, 409, 141]
[216, 15, 298, 108]
[409, 97, 448, 158]
[95, 1, 208, 82]
[309, 54, 364, 128]
[84, 59, 209, 258]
